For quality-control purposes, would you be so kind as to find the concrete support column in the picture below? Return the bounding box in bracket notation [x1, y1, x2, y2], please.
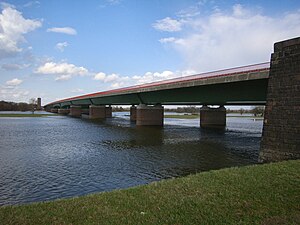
[200, 105, 226, 129]
[50, 108, 58, 113]
[130, 105, 137, 122]
[136, 104, 164, 126]
[70, 105, 82, 117]
[89, 105, 106, 119]
[105, 106, 112, 118]
[259, 37, 300, 162]
[58, 108, 70, 115]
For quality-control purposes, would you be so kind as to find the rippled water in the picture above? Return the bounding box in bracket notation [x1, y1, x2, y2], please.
[0, 112, 263, 206]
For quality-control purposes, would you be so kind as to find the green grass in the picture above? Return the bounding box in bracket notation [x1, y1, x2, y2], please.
[164, 114, 200, 119]
[164, 114, 263, 119]
[0, 160, 299, 225]
[0, 113, 58, 117]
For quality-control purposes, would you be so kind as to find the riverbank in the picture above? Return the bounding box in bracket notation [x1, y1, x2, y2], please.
[165, 114, 263, 119]
[0, 160, 298, 224]
[0, 113, 58, 117]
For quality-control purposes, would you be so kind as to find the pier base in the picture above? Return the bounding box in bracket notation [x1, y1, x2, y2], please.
[130, 106, 137, 122]
[50, 108, 58, 113]
[105, 106, 112, 118]
[70, 105, 82, 117]
[58, 109, 70, 115]
[136, 104, 164, 126]
[89, 105, 106, 119]
[200, 105, 226, 129]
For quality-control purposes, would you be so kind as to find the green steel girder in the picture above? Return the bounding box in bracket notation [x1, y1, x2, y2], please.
[47, 78, 268, 108]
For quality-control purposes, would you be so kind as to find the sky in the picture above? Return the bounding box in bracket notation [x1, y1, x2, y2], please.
[0, 0, 300, 105]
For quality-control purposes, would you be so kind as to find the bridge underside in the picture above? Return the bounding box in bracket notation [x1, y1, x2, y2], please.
[52, 79, 268, 108]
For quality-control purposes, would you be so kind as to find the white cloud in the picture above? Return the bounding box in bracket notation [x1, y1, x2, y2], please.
[93, 72, 106, 81]
[93, 72, 120, 83]
[71, 88, 84, 93]
[0, 5, 42, 59]
[1, 63, 27, 70]
[55, 42, 68, 52]
[35, 62, 89, 81]
[6, 78, 23, 86]
[55, 74, 72, 81]
[107, 0, 122, 5]
[132, 70, 178, 84]
[23, 1, 40, 8]
[36, 62, 88, 75]
[157, 5, 300, 72]
[0, 85, 29, 102]
[47, 27, 77, 35]
[152, 17, 182, 32]
[105, 73, 119, 82]
[159, 37, 176, 44]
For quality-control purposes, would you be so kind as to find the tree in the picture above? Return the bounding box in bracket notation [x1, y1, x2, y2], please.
[29, 98, 37, 114]
[251, 106, 265, 117]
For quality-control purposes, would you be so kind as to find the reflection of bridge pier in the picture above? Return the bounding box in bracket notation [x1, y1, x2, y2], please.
[45, 37, 300, 162]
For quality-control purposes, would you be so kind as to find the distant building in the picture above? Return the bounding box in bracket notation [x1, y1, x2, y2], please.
[37, 98, 42, 110]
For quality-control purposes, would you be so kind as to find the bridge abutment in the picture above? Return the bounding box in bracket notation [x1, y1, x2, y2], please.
[89, 105, 106, 119]
[200, 105, 226, 129]
[70, 105, 82, 117]
[136, 104, 164, 126]
[259, 37, 300, 162]
[130, 106, 137, 122]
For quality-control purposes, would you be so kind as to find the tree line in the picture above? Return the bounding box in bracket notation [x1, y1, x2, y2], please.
[0, 99, 38, 111]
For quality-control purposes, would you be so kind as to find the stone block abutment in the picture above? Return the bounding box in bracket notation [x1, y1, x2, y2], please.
[58, 108, 70, 115]
[89, 105, 106, 119]
[200, 105, 226, 129]
[130, 105, 137, 122]
[136, 104, 164, 126]
[70, 105, 82, 117]
[259, 37, 300, 162]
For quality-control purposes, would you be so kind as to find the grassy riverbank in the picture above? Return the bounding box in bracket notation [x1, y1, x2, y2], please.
[0, 160, 299, 224]
[165, 114, 263, 119]
[0, 113, 58, 117]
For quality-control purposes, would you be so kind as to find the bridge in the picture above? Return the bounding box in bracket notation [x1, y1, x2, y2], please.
[45, 37, 300, 163]
[45, 62, 270, 127]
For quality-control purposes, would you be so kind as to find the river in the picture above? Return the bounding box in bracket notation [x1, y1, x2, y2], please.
[0, 111, 263, 206]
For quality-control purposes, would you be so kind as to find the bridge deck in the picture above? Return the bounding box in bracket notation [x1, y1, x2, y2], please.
[46, 62, 270, 107]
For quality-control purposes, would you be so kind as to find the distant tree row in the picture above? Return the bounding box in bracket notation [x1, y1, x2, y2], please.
[0, 98, 38, 112]
[111, 105, 265, 116]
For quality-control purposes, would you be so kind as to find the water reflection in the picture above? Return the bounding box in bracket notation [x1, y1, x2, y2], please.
[0, 113, 262, 206]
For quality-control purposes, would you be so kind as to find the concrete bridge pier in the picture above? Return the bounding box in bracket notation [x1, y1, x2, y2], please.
[70, 105, 82, 117]
[58, 108, 70, 115]
[200, 105, 226, 129]
[136, 104, 164, 126]
[105, 106, 112, 118]
[89, 105, 106, 119]
[50, 108, 58, 113]
[130, 105, 137, 122]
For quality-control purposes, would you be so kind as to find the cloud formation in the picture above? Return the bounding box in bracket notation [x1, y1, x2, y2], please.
[0, 5, 42, 59]
[152, 17, 182, 32]
[55, 42, 68, 52]
[35, 62, 88, 81]
[47, 27, 77, 35]
[157, 4, 300, 72]
[6, 78, 23, 86]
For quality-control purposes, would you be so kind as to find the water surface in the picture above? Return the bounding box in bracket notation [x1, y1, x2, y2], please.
[0, 112, 263, 206]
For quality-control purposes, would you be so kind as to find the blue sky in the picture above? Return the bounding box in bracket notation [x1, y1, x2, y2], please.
[0, 0, 300, 105]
